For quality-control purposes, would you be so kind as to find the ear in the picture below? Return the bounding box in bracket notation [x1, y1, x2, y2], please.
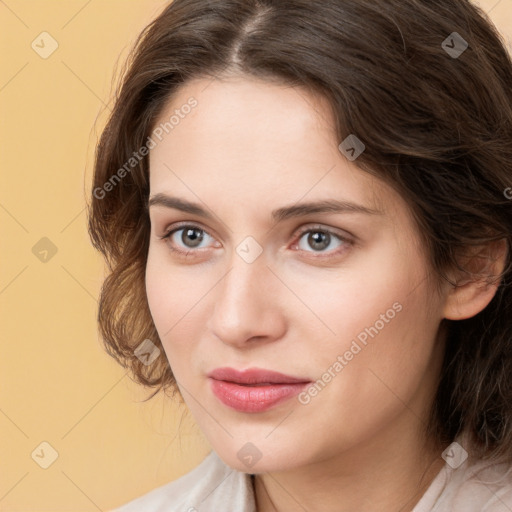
[442, 238, 509, 321]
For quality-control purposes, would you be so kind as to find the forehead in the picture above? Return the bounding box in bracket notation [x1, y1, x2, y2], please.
[148, 76, 389, 216]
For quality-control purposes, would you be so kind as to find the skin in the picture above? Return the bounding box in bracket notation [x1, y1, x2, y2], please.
[145, 75, 505, 512]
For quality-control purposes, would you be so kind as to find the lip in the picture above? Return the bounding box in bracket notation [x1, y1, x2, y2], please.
[208, 367, 311, 413]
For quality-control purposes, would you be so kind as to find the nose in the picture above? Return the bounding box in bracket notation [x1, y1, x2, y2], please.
[207, 251, 287, 349]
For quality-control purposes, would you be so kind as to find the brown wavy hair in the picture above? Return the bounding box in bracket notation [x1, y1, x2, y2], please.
[87, 0, 512, 462]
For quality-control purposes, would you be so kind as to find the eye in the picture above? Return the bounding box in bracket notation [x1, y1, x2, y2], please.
[293, 226, 352, 256]
[159, 224, 219, 254]
[158, 222, 353, 260]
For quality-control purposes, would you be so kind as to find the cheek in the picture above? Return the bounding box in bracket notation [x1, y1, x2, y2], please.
[145, 247, 200, 324]
[145, 251, 185, 358]
[144, 249, 212, 366]
[311, 279, 440, 423]
[145, 251, 170, 326]
[297, 241, 439, 396]
[283, 244, 422, 352]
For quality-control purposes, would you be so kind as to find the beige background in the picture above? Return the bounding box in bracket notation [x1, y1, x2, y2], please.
[1, 1, 511, 510]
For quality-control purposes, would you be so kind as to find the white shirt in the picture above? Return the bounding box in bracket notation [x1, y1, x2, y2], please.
[113, 449, 512, 511]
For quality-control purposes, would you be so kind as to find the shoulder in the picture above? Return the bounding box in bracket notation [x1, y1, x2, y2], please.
[415, 455, 512, 512]
[111, 451, 256, 512]
[451, 458, 512, 511]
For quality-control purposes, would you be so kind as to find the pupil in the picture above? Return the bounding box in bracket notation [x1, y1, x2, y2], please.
[183, 228, 203, 247]
[308, 231, 330, 251]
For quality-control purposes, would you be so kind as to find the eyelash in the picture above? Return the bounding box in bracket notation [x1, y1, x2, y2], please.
[158, 222, 353, 260]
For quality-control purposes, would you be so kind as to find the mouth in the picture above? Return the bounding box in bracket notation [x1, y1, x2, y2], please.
[207, 367, 312, 413]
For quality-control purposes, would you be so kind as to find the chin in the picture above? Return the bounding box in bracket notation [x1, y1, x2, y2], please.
[213, 441, 307, 474]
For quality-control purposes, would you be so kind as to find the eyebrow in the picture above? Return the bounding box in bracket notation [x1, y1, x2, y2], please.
[147, 193, 383, 222]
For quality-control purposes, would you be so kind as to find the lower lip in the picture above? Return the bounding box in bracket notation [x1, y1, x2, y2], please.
[209, 379, 310, 413]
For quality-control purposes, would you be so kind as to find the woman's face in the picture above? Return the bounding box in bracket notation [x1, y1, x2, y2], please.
[145, 76, 447, 472]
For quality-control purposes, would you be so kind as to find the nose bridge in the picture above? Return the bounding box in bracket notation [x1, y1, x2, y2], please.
[218, 249, 268, 316]
[209, 245, 283, 346]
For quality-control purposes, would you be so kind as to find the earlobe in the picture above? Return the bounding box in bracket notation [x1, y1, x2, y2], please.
[442, 238, 508, 321]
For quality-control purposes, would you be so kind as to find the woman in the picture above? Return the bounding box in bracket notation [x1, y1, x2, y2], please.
[87, 0, 512, 510]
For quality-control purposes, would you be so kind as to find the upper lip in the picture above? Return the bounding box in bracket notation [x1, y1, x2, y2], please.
[208, 367, 311, 385]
